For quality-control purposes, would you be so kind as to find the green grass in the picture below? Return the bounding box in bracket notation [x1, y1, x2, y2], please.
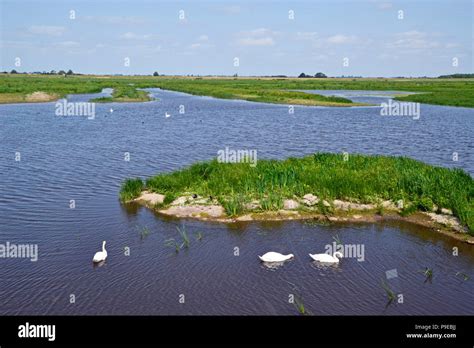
[1, 74, 473, 107]
[119, 178, 144, 202]
[381, 279, 396, 303]
[123, 153, 474, 234]
[91, 85, 151, 103]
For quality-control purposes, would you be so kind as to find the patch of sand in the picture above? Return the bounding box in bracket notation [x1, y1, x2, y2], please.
[25, 91, 58, 102]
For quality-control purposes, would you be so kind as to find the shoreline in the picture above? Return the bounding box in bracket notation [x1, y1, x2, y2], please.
[130, 191, 474, 245]
[1, 75, 473, 107]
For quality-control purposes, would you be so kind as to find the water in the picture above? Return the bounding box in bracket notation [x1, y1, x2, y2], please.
[0, 89, 473, 315]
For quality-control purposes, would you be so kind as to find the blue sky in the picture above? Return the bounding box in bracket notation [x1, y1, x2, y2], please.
[1, 0, 472, 76]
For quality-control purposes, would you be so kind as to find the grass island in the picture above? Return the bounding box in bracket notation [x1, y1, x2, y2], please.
[120, 153, 474, 243]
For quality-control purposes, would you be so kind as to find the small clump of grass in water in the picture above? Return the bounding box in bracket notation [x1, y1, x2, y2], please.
[455, 272, 469, 281]
[381, 279, 396, 304]
[177, 225, 190, 249]
[165, 238, 180, 253]
[419, 267, 433, 283]
[119, 178, 144, 202]
[139, 226, 150, 240]
[333, 234, 342, 246]
[195, 232, 203, 241]
[293, 295, 308, 316]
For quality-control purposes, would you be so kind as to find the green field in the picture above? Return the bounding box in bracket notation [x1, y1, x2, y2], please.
[1, 74, 473, 107]
[120, 153, 474, 234]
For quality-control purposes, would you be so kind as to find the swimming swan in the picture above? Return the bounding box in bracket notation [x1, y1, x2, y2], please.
[309, 251, 343, 263]
[258, 252, 294, 263]
[93, 241, 107, 262]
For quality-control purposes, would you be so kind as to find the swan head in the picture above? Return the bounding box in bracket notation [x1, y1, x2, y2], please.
[334, 251, 343, 259]
[287, 253, 294, 259]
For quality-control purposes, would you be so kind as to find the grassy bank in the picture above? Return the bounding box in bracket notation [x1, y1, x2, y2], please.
[120, 153, 474, 234]
[1, 74, 473, 107]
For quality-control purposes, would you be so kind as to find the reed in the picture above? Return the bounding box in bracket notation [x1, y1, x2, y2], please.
[119, 178, 144, 202]
[132, 153, 473, 234]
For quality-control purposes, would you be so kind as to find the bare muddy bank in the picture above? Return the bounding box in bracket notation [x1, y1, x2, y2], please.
[130, 191, 474, 245]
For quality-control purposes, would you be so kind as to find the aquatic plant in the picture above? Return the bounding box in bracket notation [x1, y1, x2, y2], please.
[293, 295, 307, 316]
[455, 272, 469, 281]
[195, 232, 203, 241]
[139, 226, 150, 239]
[333, 234, 342, 246]
[381, 279, 396, 303]
[165, 238, 180, 253]
[420, 267, 433, 282]
[119, 178, 144, 201]
[177, 225, 190, 249]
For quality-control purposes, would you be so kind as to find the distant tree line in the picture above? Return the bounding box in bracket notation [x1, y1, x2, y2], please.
[5, 69, 75, 76]
[438, 73, 474, 79]
[298, 72, 327, 78]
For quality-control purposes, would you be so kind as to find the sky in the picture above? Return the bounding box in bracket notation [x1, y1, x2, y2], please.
[0, 0, 472, 77]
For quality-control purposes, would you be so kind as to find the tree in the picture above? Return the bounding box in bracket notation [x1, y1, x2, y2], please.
[66, 69, 74, 75]
[314, 72, 327, 78]
[298, 73, 307, 78]
[153, 71, 159, 76]
[58, 70, 66, 75]
[10, 69, 18, 74]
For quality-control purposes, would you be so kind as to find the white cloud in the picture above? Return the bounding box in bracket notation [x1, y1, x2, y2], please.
[236, 28, 277, 46]
[28, 25, 65, 36]
[198, 35, 209, 42]
[55, 41, 80, 47]
[326, 34, 359, 44]
[388, 31, 441, 49]
[120, 32, 153, 40]
[84, 15, 146, 25]
[238, 37, 275, 46]
[296, 32, 318, 40]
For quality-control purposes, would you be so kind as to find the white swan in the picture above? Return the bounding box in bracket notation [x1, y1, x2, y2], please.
[93, 241, 107, 262]
[309, 251, 343, 263]
[259, 252, 294, 263]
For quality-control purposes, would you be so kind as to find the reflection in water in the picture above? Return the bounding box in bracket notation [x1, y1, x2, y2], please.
[261, 261, 287, 270]
[310, 261, 341, 270]
[93, 260, 107, 269]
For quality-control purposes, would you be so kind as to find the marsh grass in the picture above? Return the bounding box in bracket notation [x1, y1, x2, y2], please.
[2, 75, 474, 107]
[420, 267, 433, 282]
[165, 238, 180, 253]
[164, 225, 194, 253]
[293, 295, 308, 316]
[381, 279, 396, 303]
[333, 234, 342, 246]
[119, 178, 144, 202]
[137, 153, 474, 234]
[92, 86, 151, 103]
[455, 272, 469, 281]
[139, 226, 150, 240]
[178, 225, 190, 249]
